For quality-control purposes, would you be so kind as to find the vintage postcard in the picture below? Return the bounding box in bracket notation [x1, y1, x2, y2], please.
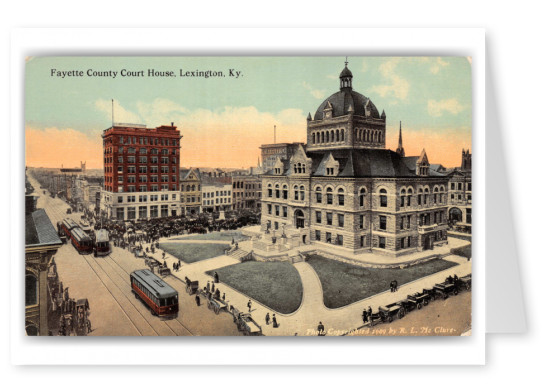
[24, 56, 472, 337]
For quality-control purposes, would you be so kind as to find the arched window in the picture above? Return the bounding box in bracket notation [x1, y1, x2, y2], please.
[294, 185, 299, 201]
[341, 129, 345, 142]
[186, 185, 191, 192]
[25, 273, 38, 307]
[337, 188, 345, 206]
[191, 185, 195, 191]
[312, 133, 316, 144]
[300, 185, 305, 201]
[315, 186, 322, 203]
[282, 185, 288, 200]
[359, 188, 366, 207]
[275, 184, 280, 198]
[267, 183, 273, 198]
[407, 188, 413, 207]
[326, 187, 333, 205]
[321, 132, 325, 143]
[335, 130, 339, 142]
[326, 131, 330, 143]
[331, 130, 335, 142]
[379, 188, 388, 207]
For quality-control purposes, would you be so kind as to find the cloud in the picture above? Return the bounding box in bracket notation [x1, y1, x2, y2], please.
[301, 81, 326, 99]
[429, 57, 451, 74]
[326, 74, 338, 80]
[372, 58, 410, 100]
[95, 99, 143, 124]
[361, 59, 369, 73]
[27, 100, 308, 169]
[427, 98, 465, 117]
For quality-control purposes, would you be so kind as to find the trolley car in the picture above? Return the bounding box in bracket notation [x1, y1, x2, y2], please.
[130, 269, 179, 317]
[94, 229, 111, 257]
[59, 218, 79, 238]
[70, 227, 93, 254]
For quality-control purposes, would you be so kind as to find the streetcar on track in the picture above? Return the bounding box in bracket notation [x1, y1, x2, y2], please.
[130, 269, 179, 317]
[94, 229, 111, 257]
[70, 227, 93, 254]
[59, 218, 79, 238]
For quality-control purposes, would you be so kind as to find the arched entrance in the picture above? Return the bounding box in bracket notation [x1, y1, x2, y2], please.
[294, 209, 305, 229]
[449, 207, 463, 224]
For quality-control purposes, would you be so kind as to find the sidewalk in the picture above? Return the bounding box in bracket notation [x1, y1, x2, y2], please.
[147, 241, 472, 336]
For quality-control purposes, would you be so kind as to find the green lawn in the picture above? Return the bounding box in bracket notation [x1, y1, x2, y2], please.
[451, 244, 472, 259]
[306, 255, 458, 309]
[159, 242, 230, 264]
[170, 230, 250, 242]
[206, 262, 303, 314]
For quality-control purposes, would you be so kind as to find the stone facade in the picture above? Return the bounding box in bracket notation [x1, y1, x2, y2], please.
[259, 63, 449, 257]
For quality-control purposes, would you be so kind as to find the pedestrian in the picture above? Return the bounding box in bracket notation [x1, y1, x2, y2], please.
[247, 299, 252, 312]
[367, 306, 373, 326]
[214, 271, 219, 283]
[317, 321, 325, 336]
[393, 280, 399, 292]
[362, 309, 368, 324]
[222, 293, 225, 301]
[195, 294, 201, 306]
[272, 314, 278, 328]
[162, 251, 166, 259]
[265, 312, 270, 325]
[211, 282, 215, 293]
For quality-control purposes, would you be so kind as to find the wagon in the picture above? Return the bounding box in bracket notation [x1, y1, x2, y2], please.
[233, 311, 262, 336]
[456, 274, 472, 291]
[398, 298, 419, 313]
[433, 282, 458, 299]
[407, 292, 431, 308]
[378, 304, 405, 323]
[158, 267, 171, 277]
[207, 297, 228, 315]
[184, 277, 199, 295]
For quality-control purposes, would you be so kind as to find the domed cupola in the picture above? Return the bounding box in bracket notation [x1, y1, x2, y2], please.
[340, 61, 353, 90]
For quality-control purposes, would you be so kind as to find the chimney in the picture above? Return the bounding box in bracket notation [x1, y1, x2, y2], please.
[171, 122, 174, 127]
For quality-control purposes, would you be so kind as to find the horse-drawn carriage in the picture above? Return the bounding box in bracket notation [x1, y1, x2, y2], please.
[207, 296, 228, 315]
[184, 277, 199, 295]
[59, 298, 91, 336]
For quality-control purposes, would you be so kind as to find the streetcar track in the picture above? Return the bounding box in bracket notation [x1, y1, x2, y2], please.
[81, 253, 161, 336]
[33, 177, 194, 336]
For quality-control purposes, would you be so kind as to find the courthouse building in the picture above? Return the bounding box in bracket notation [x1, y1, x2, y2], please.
[101, 123, 181, 220]
[260, 63, 449, 256]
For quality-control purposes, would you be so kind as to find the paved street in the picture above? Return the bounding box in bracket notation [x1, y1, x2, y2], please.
[29, 174, 240, 336]
[30, 172, 472, 337]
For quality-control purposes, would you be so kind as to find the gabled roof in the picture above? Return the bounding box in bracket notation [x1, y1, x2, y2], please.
[180, 168, 201, 181]
[26, 209, 62, 247]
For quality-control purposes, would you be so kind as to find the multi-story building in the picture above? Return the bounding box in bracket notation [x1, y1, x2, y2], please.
[259, 63, 449, 256]
[447, 149, 472, 231]
[260, 142, 304, 173]
[180, 168, 202, 215]
[25, 191, 62, 335]
[201, 178, 232, 213]
[101, 123, 181, 220]
[232, 172, 262, 210]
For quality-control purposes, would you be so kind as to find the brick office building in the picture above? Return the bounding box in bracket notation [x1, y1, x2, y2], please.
[101, 123, 182, 220]
[260, 63, 449, 256]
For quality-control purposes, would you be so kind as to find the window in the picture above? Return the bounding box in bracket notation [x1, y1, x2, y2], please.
[267, 204, 272, 215]
[267, 184, 272, 198]
[336, 235, 343, 246]
[379, 216, 387, 231]
[451, 183, 456, 190]
[161, 205, 169, 217]
[326, 232, 332, 243]
[300, 185, 305, 201]
[326, 212, 333, 226]
[139, 195, 147, 202]
[315, 230, 321, 241]
[127, 207, 136, 220]
[316, 187, 322, 203]
[379, 236, 386, 249]
[117, 196, 123, 203]
[282, 185, 288, 200]
[275, 184, 280, 198]
[458, 183, 463, 190]
[360, 215, 365, 229]
[338, 188, 344, 206]
[127, 195, 136, 203]
[139, 166, 147, 174]
[139, 156, 147, 164]
[128, 156, 136, 163]
[294, 185, 299, 201]
[275, 205, 280, 216]
[139, 206, 147, 219]
[337, 214, 344, 228]
[379, 189, 387, 207]
[151, 157, 158, 164]
[400, 216, 405, 230]
[127, 166, 136, 174]
[326, 188, 333, 205]
[116, 207, 124, 220]
[316, 211, 322, 224]
[283, 206, 288, 218]
[25, 274, 38, 306]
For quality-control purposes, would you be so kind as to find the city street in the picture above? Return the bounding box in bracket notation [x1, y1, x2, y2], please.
[29, 174, 240, 336]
